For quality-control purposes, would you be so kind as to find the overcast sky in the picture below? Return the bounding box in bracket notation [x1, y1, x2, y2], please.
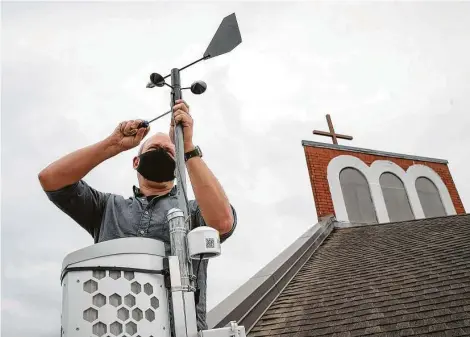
[2, 2, 470, 336]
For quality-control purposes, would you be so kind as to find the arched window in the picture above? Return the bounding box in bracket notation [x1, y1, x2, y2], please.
[416, 177, 446, 218]
[380, 173, 414, 222]
[340, 168, 377, 224]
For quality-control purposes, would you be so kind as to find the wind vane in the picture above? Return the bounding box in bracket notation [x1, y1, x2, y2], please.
[140, 13, 242, 223]
[313, 114, 353, 145]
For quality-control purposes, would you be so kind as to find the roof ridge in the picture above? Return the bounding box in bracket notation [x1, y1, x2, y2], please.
[301, 140, 449, 164]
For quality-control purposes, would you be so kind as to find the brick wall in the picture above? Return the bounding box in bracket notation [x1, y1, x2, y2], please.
[304, 145, 466, 219]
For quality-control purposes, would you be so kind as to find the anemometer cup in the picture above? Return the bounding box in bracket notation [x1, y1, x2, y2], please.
[190, 81, 207, 95]
[187, 226, 221, 260]
[150, 73, 165, 87]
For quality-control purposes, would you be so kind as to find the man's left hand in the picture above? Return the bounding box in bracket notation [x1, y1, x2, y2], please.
[170, 99, 194, 152]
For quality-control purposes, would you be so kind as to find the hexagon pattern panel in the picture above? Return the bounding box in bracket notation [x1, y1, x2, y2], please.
[61, 269, 169, 337]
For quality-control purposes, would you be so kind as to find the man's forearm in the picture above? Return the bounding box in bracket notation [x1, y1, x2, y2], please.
[38, 137, 121, 191]
[186, 154, 234, 235]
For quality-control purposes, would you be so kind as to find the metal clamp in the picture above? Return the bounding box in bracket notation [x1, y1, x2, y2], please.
[230, 321, 239, 337]
[170, 285, 187, 292]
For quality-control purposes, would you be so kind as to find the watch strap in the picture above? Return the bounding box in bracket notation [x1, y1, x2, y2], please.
[184, 146, 202, 162]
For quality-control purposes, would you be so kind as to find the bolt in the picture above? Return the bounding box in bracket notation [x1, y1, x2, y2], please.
[76, 279, 80, 283]
[76, 327, 79, 331]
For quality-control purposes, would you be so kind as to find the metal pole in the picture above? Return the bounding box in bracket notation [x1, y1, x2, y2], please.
[167, 209, 198, 337]
[170, 68, 194, 286]
[167, 208, 191, 288]
[170, 68, 189, 221]
[169, 70, 197, 336]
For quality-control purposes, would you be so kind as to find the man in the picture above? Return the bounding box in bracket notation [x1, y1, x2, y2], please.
[38, 100, 237, 331]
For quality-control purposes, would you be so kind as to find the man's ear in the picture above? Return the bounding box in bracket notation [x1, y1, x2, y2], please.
[133, 156, 139, 169]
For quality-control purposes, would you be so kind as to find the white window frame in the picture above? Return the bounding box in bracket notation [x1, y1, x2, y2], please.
[327, 155, 456, 223]
[407, 164, 456, 216]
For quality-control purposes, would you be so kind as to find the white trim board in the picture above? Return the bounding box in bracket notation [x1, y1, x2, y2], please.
[327, 155, 456, 223]
[302, 140, 448, 164]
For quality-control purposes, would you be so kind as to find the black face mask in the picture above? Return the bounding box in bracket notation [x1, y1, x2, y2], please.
[136, 148, 176, 183]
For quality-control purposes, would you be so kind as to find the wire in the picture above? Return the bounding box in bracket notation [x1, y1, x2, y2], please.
[147, 110, 171, 124]
[194, 254, 204, 305]
[196, 254, 203, 283]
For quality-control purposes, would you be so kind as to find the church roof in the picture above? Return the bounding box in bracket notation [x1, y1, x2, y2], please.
[208, 214, 470, 336]
[301, 140, 449, 164]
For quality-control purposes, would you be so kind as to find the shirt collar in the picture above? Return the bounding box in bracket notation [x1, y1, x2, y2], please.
[133, 185, 177, 198]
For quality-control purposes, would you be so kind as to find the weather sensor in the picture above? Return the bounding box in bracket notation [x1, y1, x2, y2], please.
[59, 13, 243, 337]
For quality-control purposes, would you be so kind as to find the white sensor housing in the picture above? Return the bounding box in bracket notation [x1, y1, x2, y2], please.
[60, 238, 171, 337]
[187, 227, 221, 259]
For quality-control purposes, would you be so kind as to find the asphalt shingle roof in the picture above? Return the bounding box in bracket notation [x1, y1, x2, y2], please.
[249, 214, 470, 337]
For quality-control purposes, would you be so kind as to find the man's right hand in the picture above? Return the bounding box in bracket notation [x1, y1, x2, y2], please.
[109, 120, 150, 152]
[39, 120, 150, 192]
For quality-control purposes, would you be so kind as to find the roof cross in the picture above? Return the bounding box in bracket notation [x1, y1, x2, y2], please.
[313, 114, 353, 145]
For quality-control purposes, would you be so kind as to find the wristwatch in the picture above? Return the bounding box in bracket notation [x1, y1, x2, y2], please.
[184, 146, 203, 162]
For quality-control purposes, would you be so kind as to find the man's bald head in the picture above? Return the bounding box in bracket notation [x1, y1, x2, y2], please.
[138, 139, 149, 155]
[138, 132, 175, 157]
